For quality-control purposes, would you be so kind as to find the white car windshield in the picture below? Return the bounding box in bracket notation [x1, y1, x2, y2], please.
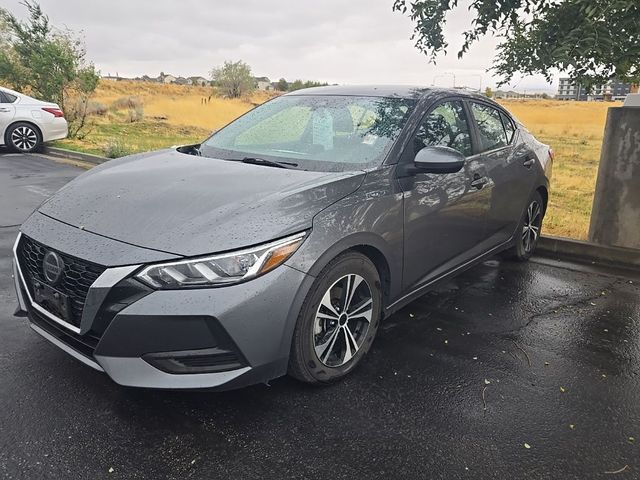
[200, 94, 416, 171]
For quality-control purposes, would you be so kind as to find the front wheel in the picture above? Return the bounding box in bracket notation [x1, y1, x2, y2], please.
[288, 251, 382, 384]
[6, 122, 42, 153]
[505, 191, 545, 261]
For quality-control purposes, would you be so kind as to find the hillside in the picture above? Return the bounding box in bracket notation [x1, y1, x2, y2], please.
[58, 80, 277, 156]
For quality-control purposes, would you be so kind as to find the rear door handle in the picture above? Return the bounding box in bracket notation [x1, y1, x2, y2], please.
[471, 175, 487, 189]
[0, 108, 11, 112]
[523, 158, 535, 168]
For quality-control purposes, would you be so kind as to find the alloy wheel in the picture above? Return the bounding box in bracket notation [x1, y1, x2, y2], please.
[522, 200, 542, 253]
[11, 126, 38, 151]
[313, 273, 373, 367]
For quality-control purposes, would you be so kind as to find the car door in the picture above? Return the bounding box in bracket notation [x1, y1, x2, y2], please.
[399, 99, 492, 292]
[0, 91, 17, 143]
[468, 101, 536, 246]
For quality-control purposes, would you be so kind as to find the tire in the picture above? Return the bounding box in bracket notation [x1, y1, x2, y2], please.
[288, 251, 382, 384]
[505, 191, 545, 261]
[6, 122, 42, 153]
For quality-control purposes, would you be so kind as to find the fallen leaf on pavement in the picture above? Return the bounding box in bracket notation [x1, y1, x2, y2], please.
[604, 465, 629, 475]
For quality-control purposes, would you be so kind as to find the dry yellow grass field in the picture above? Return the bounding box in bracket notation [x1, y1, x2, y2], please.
[58, 80, 617, 240]
[94, 80, 276, 130]
[58, 80, 278, 155]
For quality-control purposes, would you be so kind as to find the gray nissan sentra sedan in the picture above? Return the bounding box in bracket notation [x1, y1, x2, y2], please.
[13, 85, 552, 390]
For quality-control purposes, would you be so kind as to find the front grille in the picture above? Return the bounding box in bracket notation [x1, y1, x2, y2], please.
[17, 235, 107, 328]
[29, 308, 100, 359]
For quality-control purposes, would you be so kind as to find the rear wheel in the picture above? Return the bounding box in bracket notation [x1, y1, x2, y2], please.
[505, 191, 545, 261]
[6, 122, 42, 153]
[288, 251, 382, 384]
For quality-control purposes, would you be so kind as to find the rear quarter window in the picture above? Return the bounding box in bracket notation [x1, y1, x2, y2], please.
[0, 92, 17, 103]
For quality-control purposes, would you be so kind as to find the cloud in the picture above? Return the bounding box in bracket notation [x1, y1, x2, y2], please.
[1, 0, 555, 91]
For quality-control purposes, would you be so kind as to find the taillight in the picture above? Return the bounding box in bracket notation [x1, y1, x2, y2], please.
[42, 107, 64, 118]
[548, 148, 554, 161]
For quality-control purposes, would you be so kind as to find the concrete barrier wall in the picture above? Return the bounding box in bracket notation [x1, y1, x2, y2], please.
[588, 106, 640, 249]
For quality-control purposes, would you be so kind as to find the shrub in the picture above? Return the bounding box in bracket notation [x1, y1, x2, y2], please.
[103, 140, 131, 158]
[111, 96, 143, 111]
[86, 101, 107, 116]
[125, 105, 144, 123]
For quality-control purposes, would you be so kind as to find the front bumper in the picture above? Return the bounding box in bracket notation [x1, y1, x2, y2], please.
[13, 231, 312, 390]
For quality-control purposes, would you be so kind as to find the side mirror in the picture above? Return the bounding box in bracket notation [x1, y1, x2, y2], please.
[414, 146, 465, 174]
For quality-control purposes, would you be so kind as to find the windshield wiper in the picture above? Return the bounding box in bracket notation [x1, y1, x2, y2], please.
[235, 157, 298, 169]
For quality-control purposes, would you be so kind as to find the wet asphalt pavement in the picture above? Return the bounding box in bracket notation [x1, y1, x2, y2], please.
[1, 152, 639, 480]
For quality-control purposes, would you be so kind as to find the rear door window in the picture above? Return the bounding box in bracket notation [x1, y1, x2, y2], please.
[500, 112, 516, 143]
[470, 103, 508, 152]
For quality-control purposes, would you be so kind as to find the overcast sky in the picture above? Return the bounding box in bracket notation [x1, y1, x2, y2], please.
[2, 0, 557, 92]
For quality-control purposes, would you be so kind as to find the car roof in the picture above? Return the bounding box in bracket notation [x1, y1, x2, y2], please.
[284, 84, 489, 102]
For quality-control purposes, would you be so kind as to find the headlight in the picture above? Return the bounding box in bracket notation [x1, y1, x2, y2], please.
[136, 232, 306, 289]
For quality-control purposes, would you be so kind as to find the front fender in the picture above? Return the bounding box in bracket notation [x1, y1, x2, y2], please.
[285, 167, 404, 302]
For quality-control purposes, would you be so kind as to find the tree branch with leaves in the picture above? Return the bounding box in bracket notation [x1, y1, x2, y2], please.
[393, 0, 640, 88]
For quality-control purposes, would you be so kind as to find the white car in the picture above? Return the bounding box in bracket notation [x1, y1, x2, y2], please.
[0, 86, 68, 153]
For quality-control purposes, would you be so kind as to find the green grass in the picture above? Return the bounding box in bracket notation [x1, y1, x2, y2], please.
[55, 119, 210, 158]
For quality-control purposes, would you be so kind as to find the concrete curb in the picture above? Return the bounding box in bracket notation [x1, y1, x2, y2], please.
[42, 146, 108, 165]
[537, 235, 640, 269]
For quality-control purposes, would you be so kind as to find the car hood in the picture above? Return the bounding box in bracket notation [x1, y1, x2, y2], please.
[38, 149, 365, 257]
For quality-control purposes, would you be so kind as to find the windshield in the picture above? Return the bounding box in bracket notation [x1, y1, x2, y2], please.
[200, 95, 416, 172]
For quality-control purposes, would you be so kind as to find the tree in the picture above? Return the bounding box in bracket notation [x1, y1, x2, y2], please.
[0, 1, 99, 137]
[288, 79, 305, 91]
[276, 78, 289, 91]
[287, 79, 329, 92]
[484, 87, 494, 98]
[392, 0, 640, 88]
[211, 60, 254, 98]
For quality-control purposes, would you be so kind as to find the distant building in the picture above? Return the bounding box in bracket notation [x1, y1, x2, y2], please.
[102, 74, 120, 82]
[254, 76, 273, 91]
[159, 74, 177, 84]
[189, 76, 209, 87]
[557, 77, 633, 101]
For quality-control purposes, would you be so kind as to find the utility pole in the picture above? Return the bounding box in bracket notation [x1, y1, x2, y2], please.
[432, 73, 456, 88]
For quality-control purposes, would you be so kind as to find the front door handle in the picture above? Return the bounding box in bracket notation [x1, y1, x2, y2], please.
[0, 108, 11, 112]
[471, 174, 487, 189]
[523, 158, 535, 168]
